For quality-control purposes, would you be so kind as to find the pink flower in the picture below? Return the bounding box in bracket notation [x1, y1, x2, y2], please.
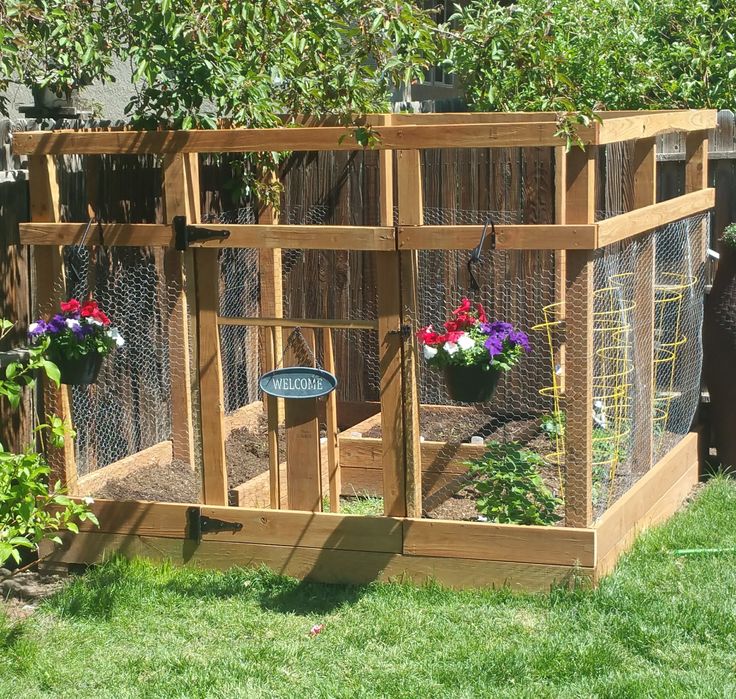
[309, 623, 324, 637]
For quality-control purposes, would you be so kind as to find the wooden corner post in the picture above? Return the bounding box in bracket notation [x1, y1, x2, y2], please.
[632, 138, 657, 474]
[162, 153, 195, 468]
[563, 146, 596, 527]
[29, 154, 78, 494]
[376, 114, 406, 517]
[397, 148, 423, 519]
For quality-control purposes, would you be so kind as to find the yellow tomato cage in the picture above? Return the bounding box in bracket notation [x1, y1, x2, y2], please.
[533, 270, 697, 504]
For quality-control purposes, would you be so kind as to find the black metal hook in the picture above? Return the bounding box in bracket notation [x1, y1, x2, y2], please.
[467, 218, 496, 292]
[173, 216, 230, 251]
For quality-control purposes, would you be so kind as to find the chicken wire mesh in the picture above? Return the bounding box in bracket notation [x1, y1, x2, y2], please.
[407, 213, 707, 522]
[52, 246, 202, 502]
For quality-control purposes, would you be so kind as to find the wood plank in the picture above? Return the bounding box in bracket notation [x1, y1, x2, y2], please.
[403, 519, 595, 567]
[631, 138, 657, 474]
[47, 531, 591, 591]
[339, 435, 486, 474]
[193, 247, 228, 505]
[162, 153, 195, 467]
[375, 113, 405, 518]
[397, 224, 598, 250]
[11, 122, 585, 156]
[596, 188, 715, 246]
[323, 328, 341, 513]
[18, 222, 395, 250]
[595, 432, 699, 562]
[217, 316, 377, 330]
[563, 146, 597, 528]
[595, 462, 698, 580]
[28, 154, 77, 492]
[199, 507, 401, 552]
[397, 148, 423, 519]
[266, 332, 281, 509]
[197, 224, 396, 250]
[597, 110, 717, 145]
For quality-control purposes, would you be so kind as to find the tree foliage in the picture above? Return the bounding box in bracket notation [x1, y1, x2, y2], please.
[443, 0, 736, 112]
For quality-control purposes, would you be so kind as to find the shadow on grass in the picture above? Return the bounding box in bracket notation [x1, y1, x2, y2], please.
[42, 557, 369, 620]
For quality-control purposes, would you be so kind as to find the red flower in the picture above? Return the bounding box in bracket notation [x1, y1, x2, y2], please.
[452, 298, 473, 316]
[92, 308, 110, 326]
[475, 302, 488, 324]
[80, 300, 99, 317]
[417, 325, 442, 345]
[60, 299, 81, 314]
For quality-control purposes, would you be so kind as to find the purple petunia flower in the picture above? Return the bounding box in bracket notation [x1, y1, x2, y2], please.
[48, 314, 67, 334]
[508, 330, 531, 352]
[27, 319, 48, 339]
[484, 335, 504, 357]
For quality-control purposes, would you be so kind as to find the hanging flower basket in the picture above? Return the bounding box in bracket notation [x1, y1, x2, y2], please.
[417, 298, 530, 404]
[443, 364, 501, 403]
[49, 351, 105, 386]
[27, 298, 124, 386]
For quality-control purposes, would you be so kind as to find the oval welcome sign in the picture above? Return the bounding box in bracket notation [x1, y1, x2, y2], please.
[259, 367, 337, 399]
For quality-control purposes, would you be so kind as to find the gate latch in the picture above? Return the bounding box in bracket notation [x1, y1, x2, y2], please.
[188, 507, 243, 540]
[173, 216, 231, 251]
[388, 324, 412, 340]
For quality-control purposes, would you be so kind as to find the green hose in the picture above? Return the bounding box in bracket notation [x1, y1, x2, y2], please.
[671, 547, 736, 557]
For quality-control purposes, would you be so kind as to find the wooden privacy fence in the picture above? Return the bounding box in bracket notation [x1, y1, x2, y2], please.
[9, 110, 715, 591]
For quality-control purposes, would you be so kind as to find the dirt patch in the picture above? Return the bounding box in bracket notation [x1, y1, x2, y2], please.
[92, 411, 283, 503]
[0, 568, 68, 621]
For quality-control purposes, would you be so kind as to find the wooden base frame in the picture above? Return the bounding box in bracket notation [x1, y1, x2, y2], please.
[47, 432, 699, 591]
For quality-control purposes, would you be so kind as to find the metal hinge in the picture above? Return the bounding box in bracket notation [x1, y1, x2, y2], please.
[188, 507, 243, 540]
[173, 216, 231, 251]
[388, 324, 412, 340]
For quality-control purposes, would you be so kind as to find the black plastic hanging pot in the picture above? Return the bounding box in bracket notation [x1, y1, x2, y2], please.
[443, 364, 500, 403]
[51, 352, 104, 385]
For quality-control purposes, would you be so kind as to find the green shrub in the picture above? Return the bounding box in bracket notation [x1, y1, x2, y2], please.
[0, 319, 97, 567]
[466, 441, 561, 526]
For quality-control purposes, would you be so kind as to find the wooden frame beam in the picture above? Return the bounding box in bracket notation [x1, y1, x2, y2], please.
[398, 224, 598, 250]
[217, 316, 377, 330]
[597, 188, 715, 246]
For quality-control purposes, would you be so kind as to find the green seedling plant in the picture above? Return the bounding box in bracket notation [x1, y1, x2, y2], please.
[0, 319, 97, 567]
[466, 440, 561, 526]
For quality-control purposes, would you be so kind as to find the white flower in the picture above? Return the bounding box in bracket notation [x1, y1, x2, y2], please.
[423, 344, 438, 360]
[65, 318, 81, 331]
[456, 333, 475, 351]
[28, 322, 41, 333]
[83, 496, 95, 505]
[89, 318, 104, 327]
[107, 327, 125, 348]
[443, 341, 459, 355]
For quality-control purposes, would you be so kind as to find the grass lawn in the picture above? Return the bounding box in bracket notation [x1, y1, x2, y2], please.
[2, 478, 736, 698]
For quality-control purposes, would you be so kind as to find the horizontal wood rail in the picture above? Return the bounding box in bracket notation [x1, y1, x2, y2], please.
[597, 188, 715, 246]
[398, 224, 599, 250]
[12, 111, 716, 157]
[12, 122, 582, 155]
[18, 223, 396, 250]
[217, 316, 378, 330]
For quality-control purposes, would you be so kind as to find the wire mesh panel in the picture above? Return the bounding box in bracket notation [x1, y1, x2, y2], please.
[60, 246, 203, 503]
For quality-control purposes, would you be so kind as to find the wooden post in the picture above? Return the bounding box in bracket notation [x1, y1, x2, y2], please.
[266, 326, 281, 509]
[632, 138, 657, 474]
[28, 154, 78, 493]
[193, 245, 229, 505]
[554, 146, 567, 392]
[396, 148, 423, 519]
[259, 174, 284, 419]
[563, 146, 596, 527]
[162, 153, 195, 467]
[323, 327, 341, 512]
[685, 130, 710, 263]
[284, 328, 322, 512]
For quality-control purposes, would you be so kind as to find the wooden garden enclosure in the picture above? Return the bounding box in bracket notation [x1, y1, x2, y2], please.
[13, 109, 715, 590]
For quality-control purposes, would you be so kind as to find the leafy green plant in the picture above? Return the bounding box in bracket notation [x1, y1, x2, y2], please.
[722, 223, 736, 250]
[0, 319, 97, 567]
[466, 441, 561, 525]
[540, 410, 565, 442]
